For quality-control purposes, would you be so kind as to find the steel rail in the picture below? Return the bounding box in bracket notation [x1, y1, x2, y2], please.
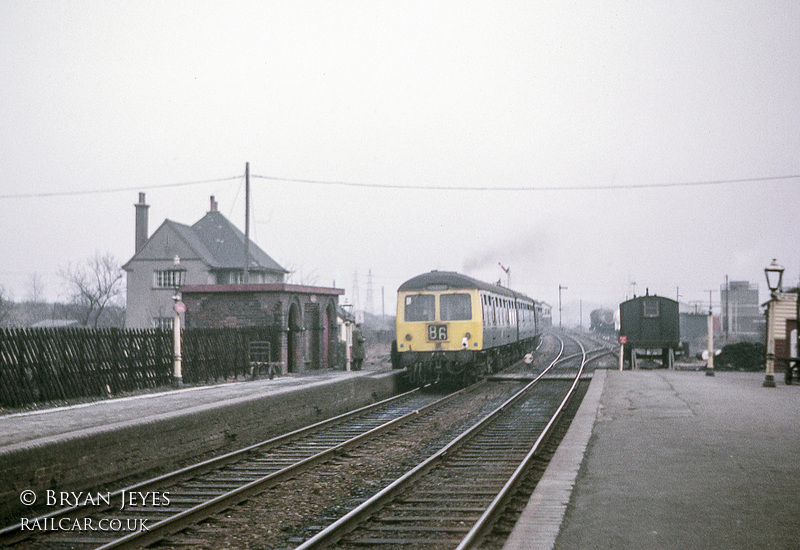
[294, 337, 569, 549]
[98, 381, 479, 550]
[455, 334, 588, 549]
[0, 383, 465, 548]
[0, 386, 422, 543]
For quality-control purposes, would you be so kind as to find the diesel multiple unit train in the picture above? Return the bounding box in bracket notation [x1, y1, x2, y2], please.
[393, 271, 545, 385]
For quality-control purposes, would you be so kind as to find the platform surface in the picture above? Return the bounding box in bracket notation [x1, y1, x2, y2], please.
[506, 369, 800, 550]
[0, 369, 381, 450]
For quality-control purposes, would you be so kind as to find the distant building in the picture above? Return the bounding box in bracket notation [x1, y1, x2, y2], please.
[123, 194, 288, 329]
[679, 312, 707, 342]
[720, 280, 761, 340]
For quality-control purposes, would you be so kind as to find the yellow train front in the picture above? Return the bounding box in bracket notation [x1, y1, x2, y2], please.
[394, 271, 541, 385]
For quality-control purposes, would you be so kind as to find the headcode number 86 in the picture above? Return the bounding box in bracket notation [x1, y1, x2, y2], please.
[428, 324, 447, 341]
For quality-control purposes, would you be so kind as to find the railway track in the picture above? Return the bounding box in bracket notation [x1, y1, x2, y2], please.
[2, 332, 602, 549]
[0, 387, 464, 549]
[295, 333, 591, 549]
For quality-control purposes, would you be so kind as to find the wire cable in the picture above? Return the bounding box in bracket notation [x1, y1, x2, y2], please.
[0, 176, 242, 200]
[252, 173, 800, 192]
[1, 172, 798, 200]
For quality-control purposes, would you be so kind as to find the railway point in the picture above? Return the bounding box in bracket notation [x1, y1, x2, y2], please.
[505, 369, 800, 550]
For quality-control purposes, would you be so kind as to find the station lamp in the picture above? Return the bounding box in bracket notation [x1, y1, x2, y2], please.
[764, 259, 784, 293]
[763, 259, 784, 387]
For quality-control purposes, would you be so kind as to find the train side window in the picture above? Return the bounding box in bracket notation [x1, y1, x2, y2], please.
[405, 294, 435, 322]
[441, 293, 472, 321]
[643, 299, 659, 318]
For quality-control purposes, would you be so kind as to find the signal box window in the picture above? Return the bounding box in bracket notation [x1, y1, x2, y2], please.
[441, 294, 472, 321]
[154, 269, 183, 289]
[405, 294, 435, 322]
[643, 299, 660, 318]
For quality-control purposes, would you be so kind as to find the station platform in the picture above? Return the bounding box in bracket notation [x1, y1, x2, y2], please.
[0, 369, 382, 449]
[505, 369, 800, 550]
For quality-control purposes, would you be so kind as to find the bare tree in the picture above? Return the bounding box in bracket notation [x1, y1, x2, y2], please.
[285, 264, 321, 286]
[27, 272, 45, 303]
[0, 285, 13, 327]
[60, 252, 125, 328]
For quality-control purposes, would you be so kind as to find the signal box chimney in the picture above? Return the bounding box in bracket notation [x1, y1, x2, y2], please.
[135, 192, 150, 253]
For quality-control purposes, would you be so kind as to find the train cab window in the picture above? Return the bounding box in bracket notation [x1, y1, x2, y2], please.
[643, 299, 659, 318]
[440, 293, 472, 321]
[405, 294, 435, 322]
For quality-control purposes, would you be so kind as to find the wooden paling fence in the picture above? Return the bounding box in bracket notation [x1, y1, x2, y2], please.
[0, 326, 281, 409]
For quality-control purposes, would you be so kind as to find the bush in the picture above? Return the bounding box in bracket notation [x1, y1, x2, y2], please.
[716, 342, 765, 371]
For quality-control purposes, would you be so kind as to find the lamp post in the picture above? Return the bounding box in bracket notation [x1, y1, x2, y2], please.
[558, 285, 567, 329]
[763, 259, 784, 388]
[342, 300, 353, 371]
[170, 256, 187, 387]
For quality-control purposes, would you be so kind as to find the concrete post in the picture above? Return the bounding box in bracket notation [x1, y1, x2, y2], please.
[706, 309, 715, 376]
[764, 296, 777, 387]
[172, 296, 183, 387]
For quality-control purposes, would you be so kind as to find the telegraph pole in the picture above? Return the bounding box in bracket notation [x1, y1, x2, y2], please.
[244, 162, 250, 284]
[705, 289, 715, 376]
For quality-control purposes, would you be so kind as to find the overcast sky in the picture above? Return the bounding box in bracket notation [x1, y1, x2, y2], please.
[1, 1, 798, 325]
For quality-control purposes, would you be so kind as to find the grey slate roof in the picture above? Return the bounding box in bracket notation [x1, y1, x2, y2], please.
[190, 211, 286, 272]
[126, 210, 286, 274]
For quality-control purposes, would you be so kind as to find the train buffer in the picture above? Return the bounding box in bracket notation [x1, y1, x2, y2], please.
[248, 341, 282, 380]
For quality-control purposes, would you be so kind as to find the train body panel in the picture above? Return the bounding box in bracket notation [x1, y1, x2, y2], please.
[619, 294, 679, 350]
[619, 292, 679, 368]
[398, 289, 484, 353]
[535, 302, 552, 328]
[395, 270, 541, 384]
